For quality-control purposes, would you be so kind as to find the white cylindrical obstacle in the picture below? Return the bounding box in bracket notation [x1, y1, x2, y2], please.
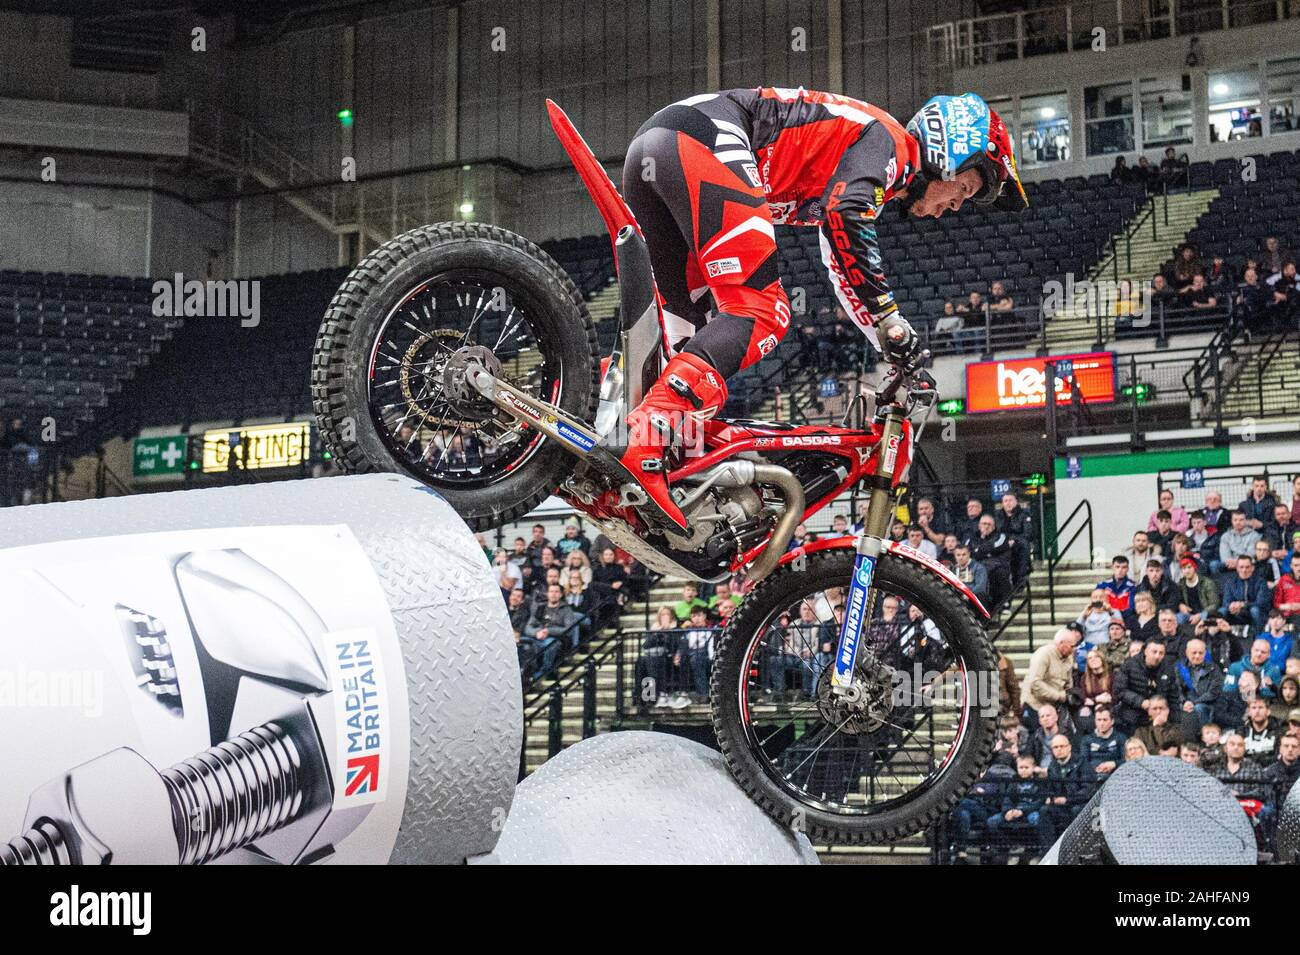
[0, 474, 519, 865]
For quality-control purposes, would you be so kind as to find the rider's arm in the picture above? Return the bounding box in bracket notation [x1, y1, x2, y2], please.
[817, 123, 903, 349]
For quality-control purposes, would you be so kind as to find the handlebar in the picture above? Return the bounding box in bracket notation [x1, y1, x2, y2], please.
[876, 354, 935, 407]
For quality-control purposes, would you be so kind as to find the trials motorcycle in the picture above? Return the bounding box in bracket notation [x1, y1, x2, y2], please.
[312, 100, 997, 844]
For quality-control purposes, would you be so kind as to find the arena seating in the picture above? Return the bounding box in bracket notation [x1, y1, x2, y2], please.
[0, 270, 170, 442]
[1181, 147, 1300, 269]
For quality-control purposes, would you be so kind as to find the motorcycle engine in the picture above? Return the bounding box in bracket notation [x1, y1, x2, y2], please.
[664, 484, 770, 560]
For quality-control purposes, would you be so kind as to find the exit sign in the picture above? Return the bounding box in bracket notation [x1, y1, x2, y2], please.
[134, 435, 187, 478]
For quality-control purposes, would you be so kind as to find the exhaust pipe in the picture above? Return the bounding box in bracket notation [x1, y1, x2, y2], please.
[681, 461, 804, 584]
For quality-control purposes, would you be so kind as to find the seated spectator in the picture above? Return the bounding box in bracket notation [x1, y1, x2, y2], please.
[1072, 649, 1115, 733]
[1273, 678, 1300, 723]
[998, 653, 1021, 721]
[1254, 538, 1283, 591]
[865, 595, 906, 667]
[1261, 610, 1295, 674]
[1042, 735, 1097, 836]
[1264, 502, 1298, 561]
[1267, 261, 1300, 323]
[913, 496, 950, 547]
[1027, 703, 1075, 771]
[1219, 510, 1261, 573]
[1134, 695, 1186, 754]
[955, 497, 985, 543]
[1236, 265, 1270, 331]
[1148, 488, 1190, 535]
[1171, 243, 1202, 288]
[1180, 740, 1202, 767]
[994, 491, 1033, 581]
[1242, 696, 1282, 767]
[531, 566, 564, 611]
[1154, 607, 1190, 649]
[1198, 722, 1225, 771]
[526, 581, 584, 655]
[1124, 736, 1150, 761]
[967, 514, 1015, 608]
[555, 519, 592, 558]
[564, 548, 594, 588]
[1177, 273, 1218, 310]
[938, 532, 962, 568]
[680, 606, 717, 703]
[829, 513, 851, 537]
[955, 290, 987, 328]
[1260, 235, 1292, 278]
[493, 549, 523, 597]
[1241, 476, 1278, 532]
[1131, 592, 1160, 644]
[1137, 558, 1179, 612]
[524, 523, 550, 565]
[1215, 732, 1271, 805]
[1266, 732, 1300, 801]
[674, 582, 708, 622]
[1205, 254, 1234, 296]
[563, 570, 595, 631]
[1121, 531, 1162, 581]
[1113, 639, 1182, 733]
[1147, 512, 1177, 557]
[950, 763, 1015, 860]
[898, 603, 946, 671]
[1020, 629, 1077, 729]
[1203, 491, 1233, 534]
[1188, 511, 1220, 567]
[1227, 639, 1282, 699]
[1149, 273, 1178, 313]
[903, 523, 939, 560]
[635, 607, 683, 709]
[986, 755, 1054, 856]
[1177, 637, 1223, 730]
[1165, 535, 1196, 585]
[1100, 619, 1133, 671]
[1134, 154, 1158, 191]
[1109, 154, 1131, 183]
[1221, 555, 1271, 633]
[1099, 556, 1138, 622]
[1079, 704, 1126, 776]
[1077, 589, 1122, 649]
[1160, 146, 1189, 188]
[708, 579, 743, 615]
[988, 281, 1016, 329]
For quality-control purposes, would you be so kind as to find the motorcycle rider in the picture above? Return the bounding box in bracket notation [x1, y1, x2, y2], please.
[613, 87, 1029, 530]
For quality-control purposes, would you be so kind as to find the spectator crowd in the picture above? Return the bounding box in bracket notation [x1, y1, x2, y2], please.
[951, 476, 1300, 862]
[489, 518, 649, 688]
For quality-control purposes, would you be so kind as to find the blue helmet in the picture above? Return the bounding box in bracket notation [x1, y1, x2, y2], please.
[906, 93, 1028, 211]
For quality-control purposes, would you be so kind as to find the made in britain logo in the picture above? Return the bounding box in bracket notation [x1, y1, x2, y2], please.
[326, 630, 390, 807]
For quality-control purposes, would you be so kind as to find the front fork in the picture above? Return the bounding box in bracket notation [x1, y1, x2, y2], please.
[831, 405, 906, 695]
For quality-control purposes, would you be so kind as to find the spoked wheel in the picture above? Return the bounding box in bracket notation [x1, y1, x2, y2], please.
[312, 223, 599, 529]
[711, 549, 997, 845]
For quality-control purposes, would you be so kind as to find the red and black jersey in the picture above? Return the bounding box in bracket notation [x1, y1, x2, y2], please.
[716, 86, 921, 339]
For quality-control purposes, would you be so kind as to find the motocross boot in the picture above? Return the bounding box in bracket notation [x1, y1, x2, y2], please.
[613, 351, 728, 532]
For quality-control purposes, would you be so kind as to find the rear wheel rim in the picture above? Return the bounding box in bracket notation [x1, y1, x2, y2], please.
[733, 571, 976, 818]
[365, 269, 562, 488]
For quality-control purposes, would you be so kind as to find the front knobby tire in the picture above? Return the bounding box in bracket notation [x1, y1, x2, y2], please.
[710, 549, 998, 845]
[311, 222, 600, 530]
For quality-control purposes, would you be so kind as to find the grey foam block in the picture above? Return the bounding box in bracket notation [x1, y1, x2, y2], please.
[494, 731, 819, 864]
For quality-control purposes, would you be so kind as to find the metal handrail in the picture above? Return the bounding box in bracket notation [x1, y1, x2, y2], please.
[1046, 497, 1093, 622]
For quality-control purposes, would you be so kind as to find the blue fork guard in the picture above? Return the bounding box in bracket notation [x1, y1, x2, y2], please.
[833, 552, 876, 687]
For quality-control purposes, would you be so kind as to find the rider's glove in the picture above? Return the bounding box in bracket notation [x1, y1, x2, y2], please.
[878, 314, 925, 370]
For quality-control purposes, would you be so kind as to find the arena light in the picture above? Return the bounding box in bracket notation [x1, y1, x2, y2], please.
[1039, 106, 1056, 119]
[337, 108, 354, 127]
[458, 201, 474, 216]
[1213, 82, 1229, 96]
[1121, 382, 1155, 404]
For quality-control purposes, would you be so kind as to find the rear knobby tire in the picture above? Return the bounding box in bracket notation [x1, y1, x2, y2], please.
[710, 548, 998, 845]
[311, 222, 600, 530]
